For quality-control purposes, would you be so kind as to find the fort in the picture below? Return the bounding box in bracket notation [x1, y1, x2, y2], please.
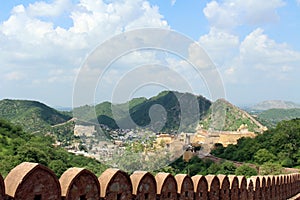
[0, 162, 299, 200]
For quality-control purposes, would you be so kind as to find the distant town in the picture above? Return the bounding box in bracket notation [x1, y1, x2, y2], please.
[67, 121, 263, 164]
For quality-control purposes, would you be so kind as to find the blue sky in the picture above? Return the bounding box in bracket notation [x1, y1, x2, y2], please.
[0, 0, 300, 107]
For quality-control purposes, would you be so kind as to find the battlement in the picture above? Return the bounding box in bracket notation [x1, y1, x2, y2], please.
[0, 162, 299, 200]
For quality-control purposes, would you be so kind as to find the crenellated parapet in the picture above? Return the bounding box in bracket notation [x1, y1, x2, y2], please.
[1, 162, 300, 200]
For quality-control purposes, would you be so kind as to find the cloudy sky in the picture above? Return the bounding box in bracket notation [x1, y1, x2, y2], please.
[1, 0, 300, 107]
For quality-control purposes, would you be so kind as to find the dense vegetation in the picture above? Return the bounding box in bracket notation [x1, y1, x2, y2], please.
[257, 108, 300, 127]
[0, 118, 107, 177]
[74, 91, 211, 132]
[0, 92, 265, 135]
[200, 99, 264, 132]
[0, 99, 71, 132]
[211, 118, 300, 172]
[164, 156, 257, 177]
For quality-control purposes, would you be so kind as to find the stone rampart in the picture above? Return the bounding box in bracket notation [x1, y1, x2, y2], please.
[1, 162, 300, 200]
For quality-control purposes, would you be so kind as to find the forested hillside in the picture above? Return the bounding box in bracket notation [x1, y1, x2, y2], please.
[0, 118, 107, 177]
[211, 118, 300, 170]
[0, 91, 267, 134]
[0, 99, 71, 132]
[74, 91, 212, 132]
[257, 108, 300, 127]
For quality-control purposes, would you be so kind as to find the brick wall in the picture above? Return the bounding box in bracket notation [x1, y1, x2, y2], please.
[1, 162, 300, 200]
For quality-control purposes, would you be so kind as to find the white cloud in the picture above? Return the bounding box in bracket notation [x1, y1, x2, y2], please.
[203, 0, 285, 30]
[0, 0, 168, 65]
[196, 26, 300, 85]
[240, 28, 300, 67]
[70, 0, 167, 34]
[0, 0, 168, 69]
[223, 28, 300, 83]
[0, 0, 169, 105]
[203, 1, 238, 30]
[199, 27, 239, 65]
[28, 0, 71, 17]
[201, 0, 300, 85]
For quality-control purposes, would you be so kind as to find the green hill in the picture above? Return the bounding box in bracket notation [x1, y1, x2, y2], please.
[200, 99, 265, 132]
[128, 91, 211, 132]
[74, 91, 211, 132]
[0, 99, 71, 132]
[0, 118, 107, 177]
[74, 91, 265, 133]
[257, 108, 300, 127]
[0, 91, 266, 134]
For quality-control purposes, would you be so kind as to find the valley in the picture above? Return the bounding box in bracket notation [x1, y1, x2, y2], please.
[1, 90, 300, 174]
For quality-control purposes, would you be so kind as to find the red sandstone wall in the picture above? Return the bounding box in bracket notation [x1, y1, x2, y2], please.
[1, 162, 300, 200]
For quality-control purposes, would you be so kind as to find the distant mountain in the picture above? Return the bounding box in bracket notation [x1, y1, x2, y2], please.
[0, 91, 268, 134]
[257, 108, 300, 127]
[126, 91, 211, 132]
[74, 91, 212, 132]
[54, 106, 73, 112]
[252, 100, 300, 111]
[0, 99, 71, 132]
[200, 99, 265, 132]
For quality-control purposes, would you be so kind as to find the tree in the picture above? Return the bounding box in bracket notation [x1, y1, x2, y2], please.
[254, 149, 276, 165]
[17, 146, 50, 166]
[259, 162, 282, 175]
[218, 161, 236, 175]
[210, 143, 225, 156]
[235, 164, 258, 177]
[49, 160, 68, 177]
[207, 163, 221, 174]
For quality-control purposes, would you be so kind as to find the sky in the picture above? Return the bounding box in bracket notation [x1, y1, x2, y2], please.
[1, 0, 300, 107]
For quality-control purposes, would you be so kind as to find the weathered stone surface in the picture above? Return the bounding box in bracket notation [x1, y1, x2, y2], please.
[237, 176, 247, 200]
[247, 179, 254, 200]
[155, 172, 177, 200]
[99, 168, 132, 200]
[192, 175, 208, 200]
[175, 174, 194, 200]
[206, 175, 220, 200]
[217, 175, 230, 200]
[60, 167, 100, 200]
[250, 176, 260, 200]
[131, 171, 156, 200]
[1, 162, 300, 200]
[4, 162, 61, 200]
